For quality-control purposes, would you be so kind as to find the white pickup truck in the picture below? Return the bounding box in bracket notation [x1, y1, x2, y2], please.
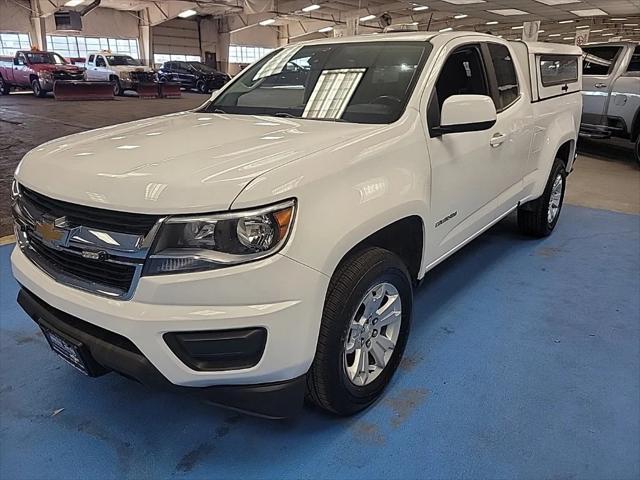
[11, 32, 581, 419]
[85, 51, 155, 95]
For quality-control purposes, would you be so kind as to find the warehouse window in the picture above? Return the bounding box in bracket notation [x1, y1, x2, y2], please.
[45, 35, 139, 59]
[0, 33, 31, 56]
[153, 54, 201, 66]
[229, 45, 274, 64]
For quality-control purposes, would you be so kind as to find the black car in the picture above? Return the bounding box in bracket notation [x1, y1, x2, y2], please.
[158, 61, 230, 93]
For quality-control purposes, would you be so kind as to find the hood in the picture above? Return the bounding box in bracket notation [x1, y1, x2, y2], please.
[16, 112, 381, 214]
[34, 64, 82, 73]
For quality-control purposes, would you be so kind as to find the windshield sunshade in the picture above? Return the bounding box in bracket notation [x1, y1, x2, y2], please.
[203, 41, 431, 124]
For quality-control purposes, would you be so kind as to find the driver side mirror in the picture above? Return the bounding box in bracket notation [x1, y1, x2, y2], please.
[431, 94, 497, 137]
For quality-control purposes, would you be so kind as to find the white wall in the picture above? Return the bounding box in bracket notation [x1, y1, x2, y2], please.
[152, 18, 199, 57]
[230, 25, 279, 49]
[44, 7, 139, 39]
[0, 0, 34, 36]
[1, 2, 139, 50]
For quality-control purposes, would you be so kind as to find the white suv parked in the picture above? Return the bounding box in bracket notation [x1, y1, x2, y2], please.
[85, 51, 154, 95]
[11, 32, 582, 418]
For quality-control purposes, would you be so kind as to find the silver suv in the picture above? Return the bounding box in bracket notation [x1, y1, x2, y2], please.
[580, 42, 640, 162]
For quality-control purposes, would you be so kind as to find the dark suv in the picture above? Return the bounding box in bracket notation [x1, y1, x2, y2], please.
[158, 61, 230, 93]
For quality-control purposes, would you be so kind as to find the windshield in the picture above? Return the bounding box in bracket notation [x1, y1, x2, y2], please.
[105, 55, 140, 66]
[187, 62, 220, 74]
[201, 41, 431, 124]
[26, 52, 67, 65]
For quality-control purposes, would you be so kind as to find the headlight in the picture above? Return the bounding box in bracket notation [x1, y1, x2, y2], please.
[144, 199, 296, 275]
[119, 71, 131, 79]
[38, 71, 53, 80]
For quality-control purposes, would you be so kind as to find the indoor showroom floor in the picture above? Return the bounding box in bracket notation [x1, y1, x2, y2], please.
[0, 94, 639, 480]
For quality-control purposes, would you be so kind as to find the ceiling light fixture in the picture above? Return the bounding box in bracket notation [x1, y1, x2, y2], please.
[318, 26, 333, 33]
[538, 30, 545, 33]
[624, 23, 638, 26]
[590, 29, 604, 33]
[512, 25, 524, 30]
[486, 21, 498, 25]
[611, 18, 627, 21]
[570, 9, 608, 17]
[302, 4, 320, 12]
[487, 9, 529, 16]
[563, 36, 574, 40]
[558, 20, 574, 24]
[439, 27, 453, 32]
[454, 14, 468, 19]
[178, 9, 197, 18]
[413, 5, 429, 11]
[359, 14, 377, 22]
[442, 0, 486, 4]
[548, 33, 561, 37]
[533, 0, 580, 5]
[259, 18, 276, 26]
[601, 33, 614, 36]
[576, 25, 590, 29]
[64, 0, 84, 6]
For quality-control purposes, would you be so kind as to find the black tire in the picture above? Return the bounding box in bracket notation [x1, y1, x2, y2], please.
[31, 78, 46, 98]
[111, 77, 122, 96]
[634, 135, 639, 166]
[196, 79, 208, 94]
[518, 158, 567, 237]
[306, 247, 413, 416]
[0, 75, 10, 95]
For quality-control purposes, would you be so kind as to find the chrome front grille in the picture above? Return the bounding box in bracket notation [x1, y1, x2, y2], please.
[12, 186, 163, 299]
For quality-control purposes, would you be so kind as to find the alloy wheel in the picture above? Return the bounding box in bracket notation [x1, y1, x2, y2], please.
[343, 282, 402, 386]
[547, 173, 563, 224]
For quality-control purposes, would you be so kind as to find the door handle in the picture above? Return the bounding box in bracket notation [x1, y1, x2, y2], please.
[595, 83, 607, 88]
[490, 132, 507, 148]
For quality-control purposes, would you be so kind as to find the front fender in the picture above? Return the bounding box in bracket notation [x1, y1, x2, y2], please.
[231, 112, 431, 279]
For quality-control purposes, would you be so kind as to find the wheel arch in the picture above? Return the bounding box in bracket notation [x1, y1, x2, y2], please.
[329, 215, 425, 285]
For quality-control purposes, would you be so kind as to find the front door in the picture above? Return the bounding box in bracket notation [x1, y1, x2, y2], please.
[95, 55, 109, 81]
[581, 45, 624, 127]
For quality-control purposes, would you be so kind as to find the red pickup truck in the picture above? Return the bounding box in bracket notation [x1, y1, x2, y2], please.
[0, 50, 84, 97]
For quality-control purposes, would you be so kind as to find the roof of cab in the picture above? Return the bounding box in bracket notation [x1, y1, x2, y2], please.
[514, 41, 582, 56]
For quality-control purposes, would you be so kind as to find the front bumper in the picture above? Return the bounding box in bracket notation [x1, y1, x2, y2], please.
[11, 245, 329, 389]
[17, 288, 305, 418]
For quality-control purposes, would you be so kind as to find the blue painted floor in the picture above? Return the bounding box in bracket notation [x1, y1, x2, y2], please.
[1, 205, 639, 480]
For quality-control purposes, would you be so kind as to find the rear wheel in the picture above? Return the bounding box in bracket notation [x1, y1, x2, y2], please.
[0, 76, 10, 95]
[518, 158, 567, 237]
[306, 247, 412, 415]
[31, 78, 46, 97]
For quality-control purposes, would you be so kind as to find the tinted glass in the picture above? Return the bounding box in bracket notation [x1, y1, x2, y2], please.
[88, 54, 94, 62]
[26, 52, 67, 64]
[105, 55, 140, 66]
[203, 42, 431, 124]
[627, 46, 640, 73]
[435, 44, 489, 110]
[96, 56, 106, 67]
[582, 46, 622, 75]
[540, 55, 579, 86]
[487, 43, 519, 110]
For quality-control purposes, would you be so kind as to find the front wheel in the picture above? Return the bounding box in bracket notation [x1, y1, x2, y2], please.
[518, 158, 567, 237]
[196, 79, 208, 94]
[31, 78, 46, 97]
[634, 135, 639, 166]
[111, 77, 122, 96]
[0, 75, 10, 95]
[306, 247, 413, 415]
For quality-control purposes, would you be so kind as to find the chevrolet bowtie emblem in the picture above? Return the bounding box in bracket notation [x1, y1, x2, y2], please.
[34, 217, 68, 244]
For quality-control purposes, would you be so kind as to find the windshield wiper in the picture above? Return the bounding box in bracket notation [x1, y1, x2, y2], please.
[272, 112, 297, 118]
[212, 108, 227, 114]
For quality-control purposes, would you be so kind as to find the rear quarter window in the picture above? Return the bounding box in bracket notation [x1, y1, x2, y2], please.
[539, 55, 579, 86]
[582, 46, 622, 76]
[487, 43, 519, 110]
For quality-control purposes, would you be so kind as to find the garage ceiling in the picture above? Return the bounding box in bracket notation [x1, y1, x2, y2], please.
[59, 0, 640, 42]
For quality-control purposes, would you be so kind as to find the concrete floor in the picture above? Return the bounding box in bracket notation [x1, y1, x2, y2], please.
[1, 205, 638, 479]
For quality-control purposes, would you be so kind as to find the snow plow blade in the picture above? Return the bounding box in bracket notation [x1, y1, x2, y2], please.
[159, 82, 181, 98]
[54, 81, 114, 101]
[136, 82, 159, 99]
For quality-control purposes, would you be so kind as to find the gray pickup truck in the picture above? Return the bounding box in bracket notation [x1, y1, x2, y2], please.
[580, 42, 640, 162]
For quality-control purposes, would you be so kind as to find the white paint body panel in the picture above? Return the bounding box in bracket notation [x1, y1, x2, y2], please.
[12, 32, 581, 386]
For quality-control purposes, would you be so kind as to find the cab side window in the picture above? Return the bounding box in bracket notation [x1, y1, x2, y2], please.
[487, 43, 519, 111]
[88, 54, 95, 63]
[96, 56, 106, 67]
[428, 44, 489, 130]
[627, 46, 640, 73]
